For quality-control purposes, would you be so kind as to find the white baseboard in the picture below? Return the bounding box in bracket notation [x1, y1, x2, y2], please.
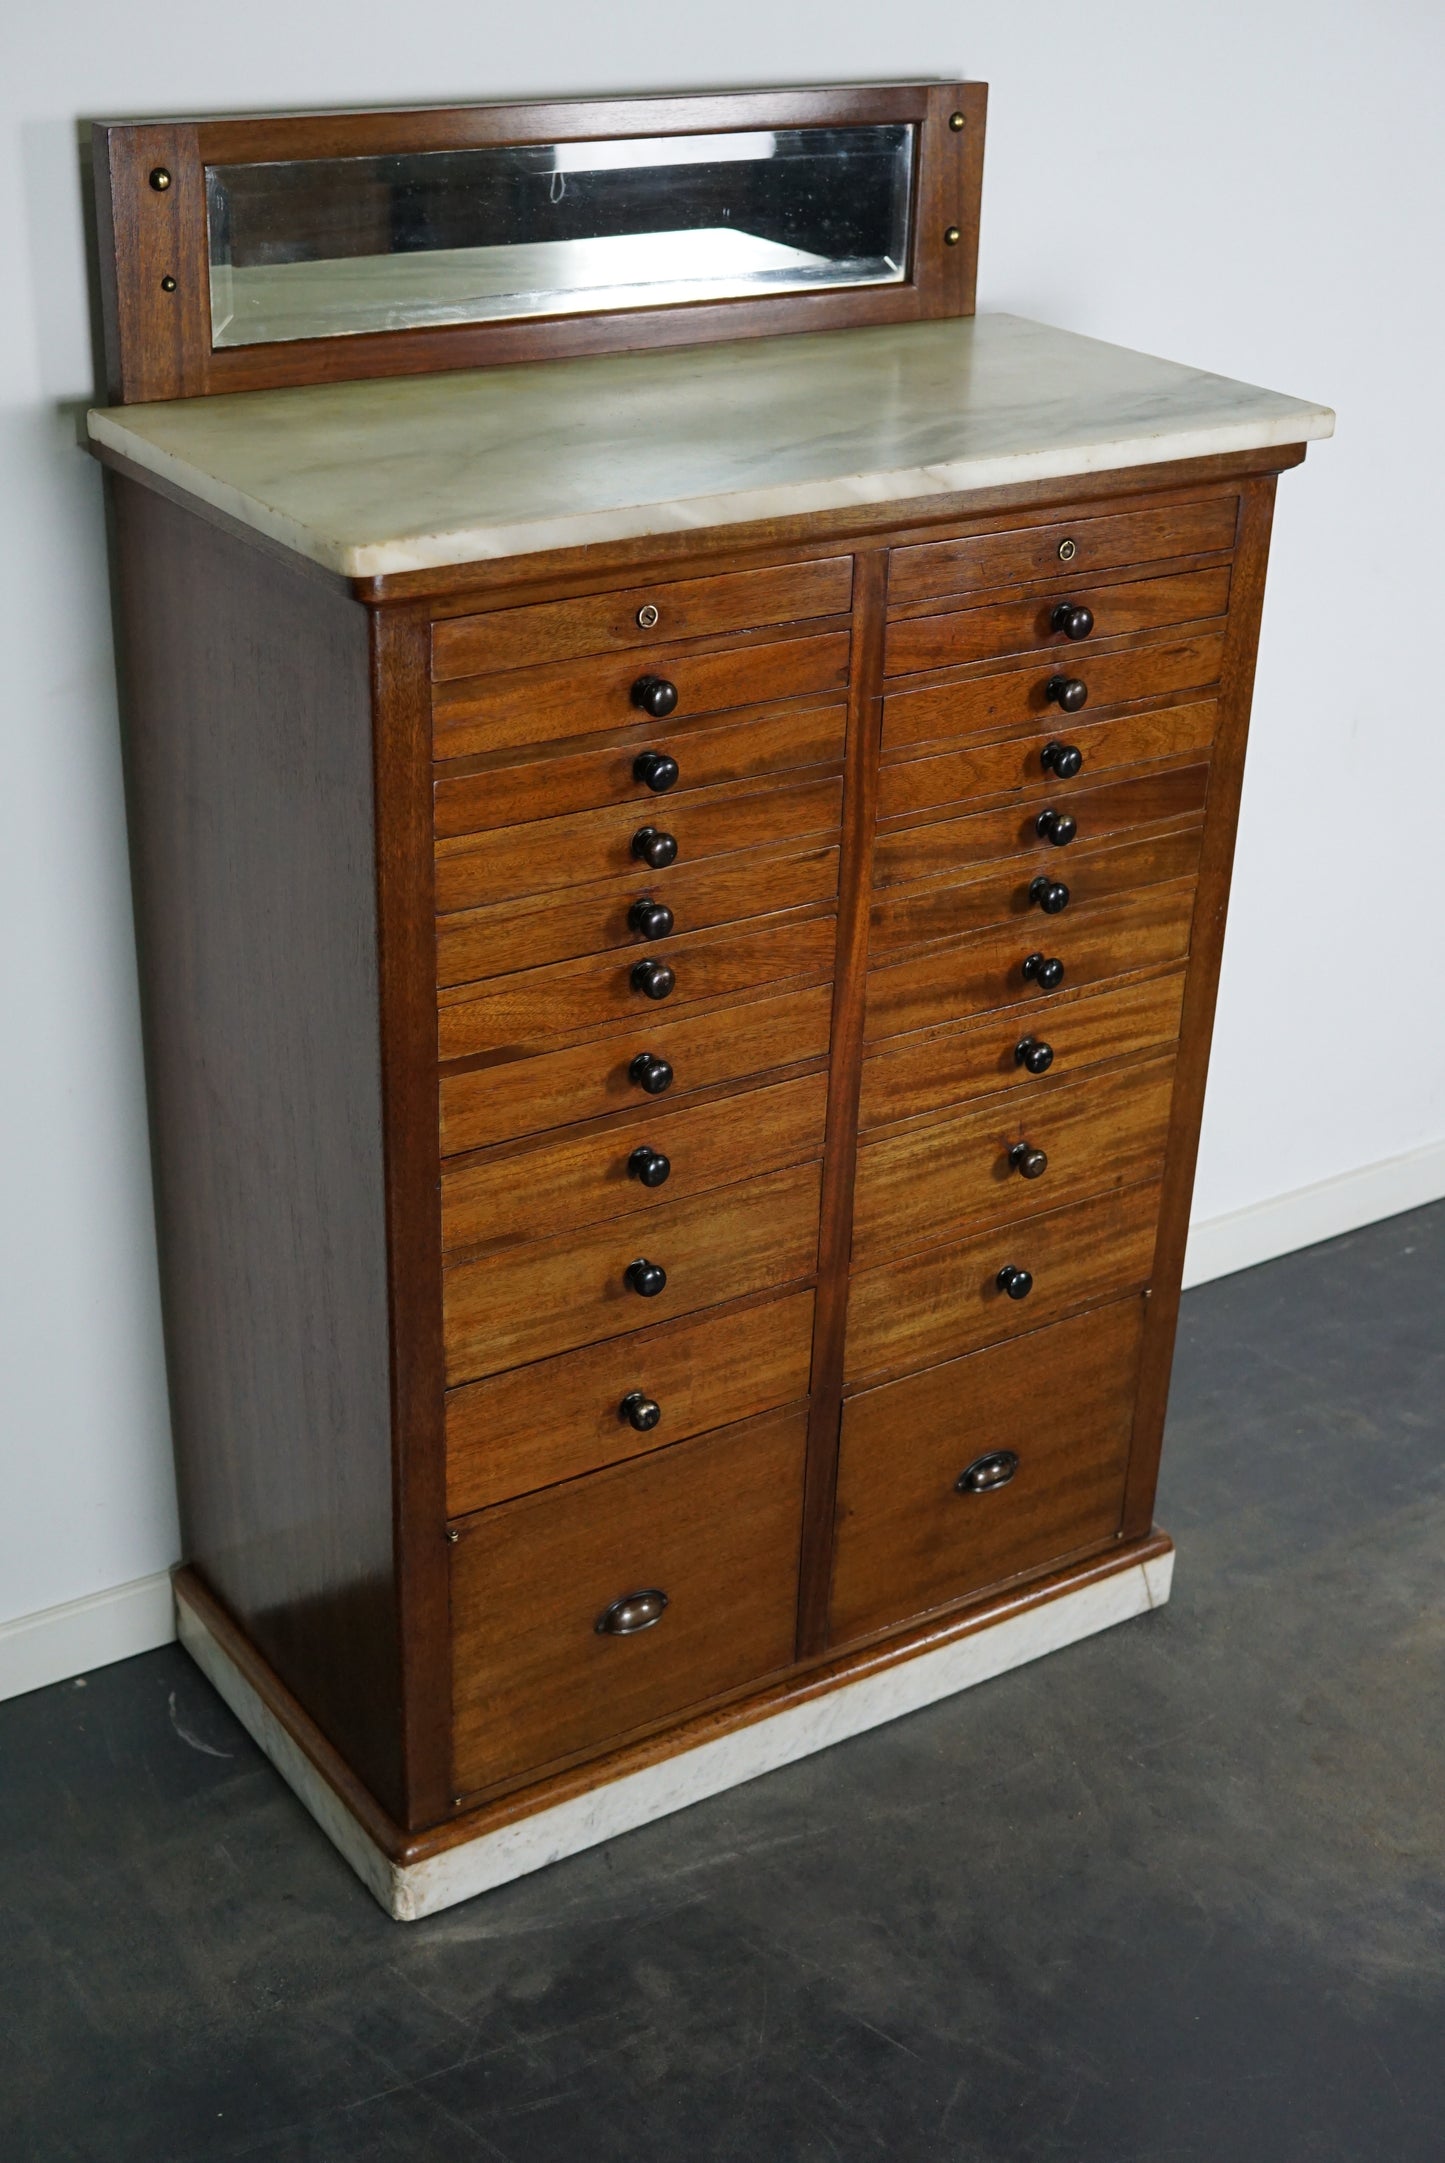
[0, 1568, 177, 1705]
[1183, 1136, 1445, 1288]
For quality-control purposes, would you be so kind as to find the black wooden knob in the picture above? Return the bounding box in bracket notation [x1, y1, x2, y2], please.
[1022, 951, 1065, 989]
[1050, 602, 1095, 641]
[1014, 1035, 1054, 1074]
[1046, 675, 1089, 712]
[632, 825, 678, 869]
[1009, 1140, 1048, 1180]
[1041, 740, 1083, 778]
[1035, 808, 1077, 846]
[628, 1145, 671, 1188]
[619, 1390, 661, 1431]
[633, 750, 679, 793]
[956, 1449, 1020, 1493]
[629, 1052, 673, 1094]
[628, 896, 674, 940]
[596, 1588, 668, 1634]
[632, 676, 679, 717]
[624, 1258, 667, 1298]
[1029, 874, 1071, 915]
[630, 959, 675, 1000]
[996, 1265, 1034, 1301]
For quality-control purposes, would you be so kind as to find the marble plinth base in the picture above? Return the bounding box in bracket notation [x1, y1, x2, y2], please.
[176, 1544, 1173, 1921]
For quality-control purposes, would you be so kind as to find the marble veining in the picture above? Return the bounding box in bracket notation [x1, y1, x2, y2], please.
[88, 314, 1333, 579]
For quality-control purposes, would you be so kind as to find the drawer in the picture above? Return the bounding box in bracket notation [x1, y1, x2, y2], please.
[439, 906, 837, 1061]
[877, 699, 1219, 821]
[845, 1182, 1161, 1389]
[828, 1299, 1145, 1647]
[435, 702, 846, 839]
[864, 878, 1197, 1045]
[881, 633, 1224, 755]
[436, 772, 843, 915]
[436, 837, 840, 987]
[439, 980, 834, 1154]
[850, 1055, 1176, 1270]
[884, 567, 1231, 678]
[858, 971, 1185, 1134]
[874, 764, 1210, 889]
[442, 1071, 829, 1255]
[432, 557, 853, 679]
[869, 825, 1205, 964]
[443, 1159, 822, 1383]
[888, 497, 1239, 604]
[451, 1406, 807, 1795]
[446, 1288, 816, 1515]
[433, 628, 851, 759]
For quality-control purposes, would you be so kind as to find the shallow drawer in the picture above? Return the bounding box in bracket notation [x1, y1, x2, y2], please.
[884, 567, 1231, 678]
[436, 772, 843, 916]
[442, 1071, 829, 1255]
[858, 972, 1185, 1133]
[446, 1288, 816, 1516]
[436, 837, 840, 987]
[828, 1299, 1145, 1647]
[439, 980, 834, 1154]
[451, 1406, 808, 1795]
[432, 558, 853, 680]
[874, 764, 1209, 890]
[888, 497, 1238, 604]
[851, 1055, 1175, 1269]
[881, 633, 1224, 755]
[443, 1159, 822, 1383]
[864, 879, 1197, 1045]
[877, 699, 1219, 821]
[869, 825, 1205, 964]
[433, 628, 851, 759]
[439, 906, 837, 1062]
[845, 1181, 1161, 1389]
[434, 701, 847, 837]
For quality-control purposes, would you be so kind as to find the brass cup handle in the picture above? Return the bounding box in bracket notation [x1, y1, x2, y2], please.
[596, 1588, 669, 1635]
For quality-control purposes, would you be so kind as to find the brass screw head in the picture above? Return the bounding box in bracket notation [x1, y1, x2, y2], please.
[160, 275, 177, 292]
[944, 226, 962, 247]
[949, 111, 966, 130]
[149, 167, 172, 192]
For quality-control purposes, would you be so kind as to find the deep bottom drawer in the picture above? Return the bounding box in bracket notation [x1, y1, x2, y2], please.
[450, 1405, 808, 1795]
[829, 1298, 1145, 1647]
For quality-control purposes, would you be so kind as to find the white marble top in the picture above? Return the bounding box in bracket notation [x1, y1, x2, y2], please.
[87, 313, 1333, 580]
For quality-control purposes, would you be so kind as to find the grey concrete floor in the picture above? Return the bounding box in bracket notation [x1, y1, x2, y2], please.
[3, 1201, 1442, 2163]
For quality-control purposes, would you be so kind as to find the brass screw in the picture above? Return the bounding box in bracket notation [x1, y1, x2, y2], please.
[160, 275, 177, 293]
[149, 167, 172, 192]
[944, 226, 962, 247]
[445, 1527, 460, 1543]
[949, 111, 966, 131]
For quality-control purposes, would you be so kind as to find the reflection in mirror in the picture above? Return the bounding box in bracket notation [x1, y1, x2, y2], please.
[206, 126, 916, 348]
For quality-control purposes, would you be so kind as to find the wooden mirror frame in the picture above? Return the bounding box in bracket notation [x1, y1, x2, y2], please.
[91, 81, 985, 405]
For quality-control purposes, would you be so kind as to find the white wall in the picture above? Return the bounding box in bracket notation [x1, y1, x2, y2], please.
[3, 2, 1442, 1678]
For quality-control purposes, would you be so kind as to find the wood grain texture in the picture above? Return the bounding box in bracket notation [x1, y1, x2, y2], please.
[881, 633, 1225, 753]
[90, 123, 210, 402]
[876, 698, 1219, 819]
[446, 1288, 817, 1516]
[883, 566, 1231, 676]
[887, 495, 1240, 603]
[450, 1406, 808, 1796]
[873, 763, 1210, 885]
[828, 1298, 1145, 1647]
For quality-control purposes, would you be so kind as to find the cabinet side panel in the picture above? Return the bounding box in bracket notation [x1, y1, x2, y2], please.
[110, 476, 404, 1813]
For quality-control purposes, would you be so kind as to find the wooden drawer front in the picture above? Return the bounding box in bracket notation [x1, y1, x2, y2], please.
[858, 971, 1185, 1134]
[881, 633, 1224, 755]
[878, 699, 1219, 823]
[436, 773, 843, 916]
[440, 981, 834, 1155]
[433, 629, 851, 759]
[443, 1160, 822, 1383]
[869, 825, 1204, 964]
[829, 1300, 1145, 1646]
[434, 700, 847, 838]
[864, 878, 1197, 1046]
[851, 1056, 1175, 1270]
[884, 567, 1231, 679]
[845, 1182, 1160, 1390]
[888, 498, 1239, 605]
[874, 764, 1209, 891]
[442, 1072, 828, 1255]
[439, 908, 837, 1062]
[446, 1289, 816, 1517]
[451, 1407, 807, 1795]
[436, 837, 840, 988]
[432, 558, 853, 680]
